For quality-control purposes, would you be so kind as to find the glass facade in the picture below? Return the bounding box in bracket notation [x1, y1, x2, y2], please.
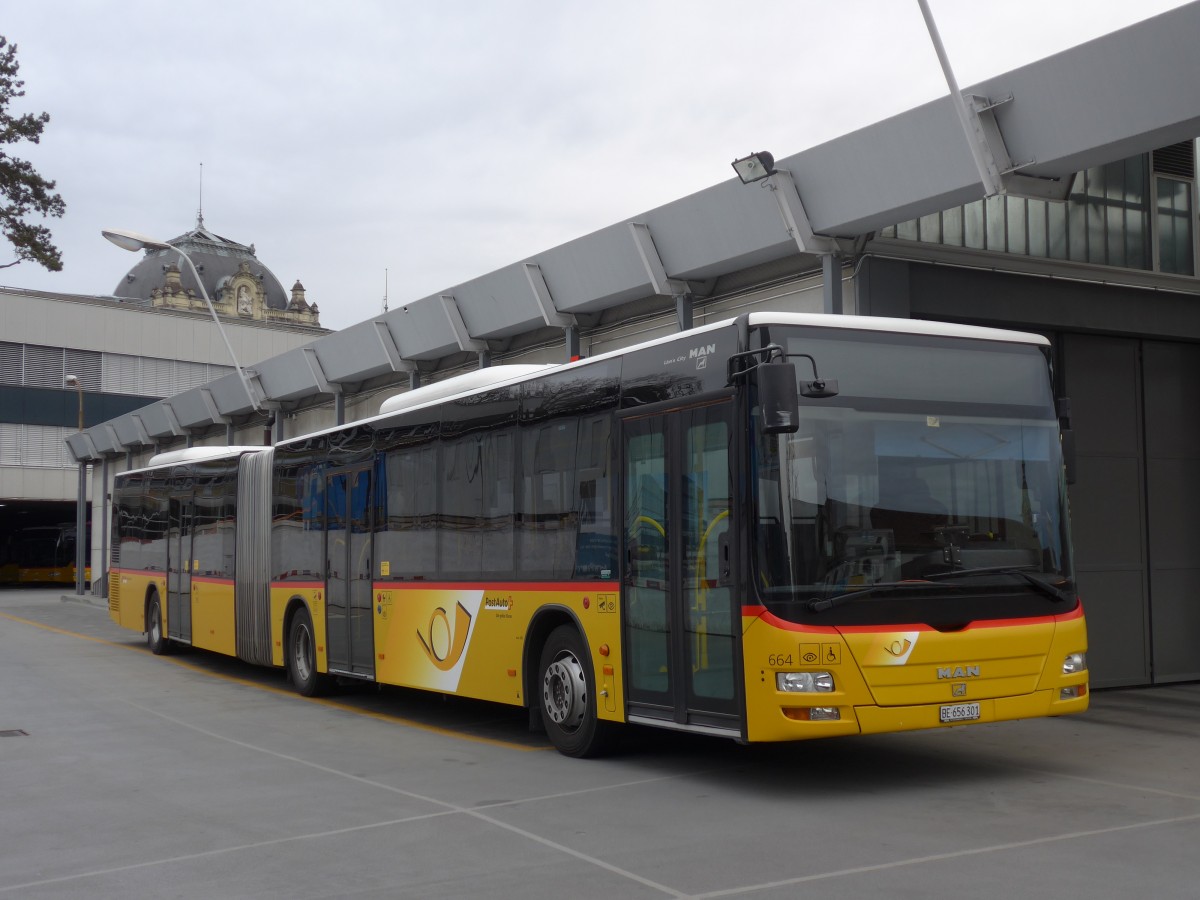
[882, 147, 1196, 278]
[1157, 176, 1194, 274]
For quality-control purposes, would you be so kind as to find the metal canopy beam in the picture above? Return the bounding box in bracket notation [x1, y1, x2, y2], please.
[524, 263, 580, 359]
[917, 0, 1070, 202]
[439, 294, 488, 353]
[113, 413, 152, 448]
[629, 222, 688, 298]
[140, 402, 185, 439]
[92, 423, 122, 456]
[762, 171, 838, 256]
[65, 431, 99, 463]
[160, 403, 185, 439]
[372, 321, 417, 374]
[523, 263, 576, 328]
[199, 388, 229, 426]
[302, 347, 338, 396]
[630, 222, 695, 331]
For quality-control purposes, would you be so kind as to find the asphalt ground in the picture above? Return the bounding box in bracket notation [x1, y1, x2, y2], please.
[1, 586, 1198, 899]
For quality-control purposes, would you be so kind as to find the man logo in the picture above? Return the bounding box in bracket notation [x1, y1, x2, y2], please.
[937, 665, 981, 679]
[417, 602, 473, 671]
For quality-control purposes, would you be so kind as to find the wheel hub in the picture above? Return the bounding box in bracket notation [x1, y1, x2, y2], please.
[543, 653, 586, 729]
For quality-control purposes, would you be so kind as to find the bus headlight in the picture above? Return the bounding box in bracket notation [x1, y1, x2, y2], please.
[776, 671, 834, 693]
[1062, 652, 1087, 675]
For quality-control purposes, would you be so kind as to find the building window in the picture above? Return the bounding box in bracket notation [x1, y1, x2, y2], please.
[1151, 142, 1197, 276]
[1156, 177, 1194, 274]
[882, 145, 1195, 278]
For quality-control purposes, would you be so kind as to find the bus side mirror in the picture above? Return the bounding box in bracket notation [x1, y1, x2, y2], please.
[1061, 429, 1077, 485]
[1057, 397, 1076, 485]
[759, 363, 799, 434]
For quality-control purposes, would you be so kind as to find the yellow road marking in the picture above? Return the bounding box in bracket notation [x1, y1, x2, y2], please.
[0, 610, 547, 752]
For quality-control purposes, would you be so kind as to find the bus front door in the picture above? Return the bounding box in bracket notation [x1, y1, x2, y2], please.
[166, 496, 193, 644]
[324, 467, 375, 679]
[622, 401, 739, 732]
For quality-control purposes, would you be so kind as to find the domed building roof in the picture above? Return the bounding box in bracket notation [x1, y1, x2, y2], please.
[112, 217, 289, 310]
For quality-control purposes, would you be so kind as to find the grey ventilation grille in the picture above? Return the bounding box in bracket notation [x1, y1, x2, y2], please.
[1152, 141, 1195, 178]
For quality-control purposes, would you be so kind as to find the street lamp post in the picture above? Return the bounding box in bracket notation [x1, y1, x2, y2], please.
[101, 228, 261, 414]
[65, 374, 87, 595]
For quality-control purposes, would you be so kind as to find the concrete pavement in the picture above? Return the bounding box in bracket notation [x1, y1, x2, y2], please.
[1, 586, 1198, 898]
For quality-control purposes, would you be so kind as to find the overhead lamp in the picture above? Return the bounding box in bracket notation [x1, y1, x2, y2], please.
[732, 151, 777, 184]
[102, 227, 260, 413]
[101, 228, 168, 253]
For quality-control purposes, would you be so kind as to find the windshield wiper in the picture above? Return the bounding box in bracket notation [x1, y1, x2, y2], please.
[806, 581, 947, 613]
[805, 566, 1073, 613]
[922, 566, 1074, 603]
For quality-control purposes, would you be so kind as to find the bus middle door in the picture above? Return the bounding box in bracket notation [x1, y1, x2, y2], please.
[622, 400, 739, 733]
[167, 491, 194, 644]
[324, 466, 376, 679]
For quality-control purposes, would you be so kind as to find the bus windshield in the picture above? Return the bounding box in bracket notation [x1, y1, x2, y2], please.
[751, 327, 1073, 625]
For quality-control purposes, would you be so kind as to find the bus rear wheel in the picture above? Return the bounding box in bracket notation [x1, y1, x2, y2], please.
[146, 592, 170, 656]
[287, 606, 327, 697]
[538, 625, 614, 758]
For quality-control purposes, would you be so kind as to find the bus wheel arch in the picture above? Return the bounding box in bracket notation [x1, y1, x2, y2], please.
[284, 598, 327, 697]
[523, 608, 574, 726]
[145, 587, 170, 655]
[533, 617, 615, 758]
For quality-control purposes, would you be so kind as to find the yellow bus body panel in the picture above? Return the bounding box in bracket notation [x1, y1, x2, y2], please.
[270, 584, 326, 673]
[109, 570, 167, 634]
[190, 578, 237, 657]
[373, 583, 624, 721]
[741, 605, 1089, 743]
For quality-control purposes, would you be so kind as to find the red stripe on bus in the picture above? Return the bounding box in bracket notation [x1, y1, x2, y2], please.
[741, 606, 840, 634]
[371, 581, 616, 592]
[744, 599, 1083, 633]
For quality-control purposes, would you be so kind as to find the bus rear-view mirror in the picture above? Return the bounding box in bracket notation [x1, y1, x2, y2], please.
[759, 363, 799, 434]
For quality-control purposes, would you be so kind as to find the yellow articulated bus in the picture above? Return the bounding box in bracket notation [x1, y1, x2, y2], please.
[109, 312, 1088, 756]
[1, 524, 90, 586]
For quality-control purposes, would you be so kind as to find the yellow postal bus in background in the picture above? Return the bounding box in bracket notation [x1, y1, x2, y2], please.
[109, 312, 1088, 756]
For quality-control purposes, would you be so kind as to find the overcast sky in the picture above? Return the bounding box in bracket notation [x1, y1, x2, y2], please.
[2, 0, 1192, 332]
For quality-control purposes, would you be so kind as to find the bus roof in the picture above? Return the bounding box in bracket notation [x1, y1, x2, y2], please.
[143, 446, 264, 470]
[745, 312, 1050, 346]
[377, 364, 553, 417]
[275, 312, 1051, 448]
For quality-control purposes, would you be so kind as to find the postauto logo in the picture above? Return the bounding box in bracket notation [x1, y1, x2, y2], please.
[417, 602, 473, 671]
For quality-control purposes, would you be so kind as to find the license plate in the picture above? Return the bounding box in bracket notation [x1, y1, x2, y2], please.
[939, 702, 981, 723]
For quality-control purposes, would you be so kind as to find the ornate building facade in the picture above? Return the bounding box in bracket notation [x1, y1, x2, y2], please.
[113, 218, 321, 329]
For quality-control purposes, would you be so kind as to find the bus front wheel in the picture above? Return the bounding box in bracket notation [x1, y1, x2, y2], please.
[287, 607, 327, 697]
[146, 592, 170, 656]
[538, 625, 614, 758]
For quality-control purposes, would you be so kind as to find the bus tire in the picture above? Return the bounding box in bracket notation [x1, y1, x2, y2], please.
[146, 592, 170, 656]
[538, 624, 614, 758]
[287, 607, 327, 697]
